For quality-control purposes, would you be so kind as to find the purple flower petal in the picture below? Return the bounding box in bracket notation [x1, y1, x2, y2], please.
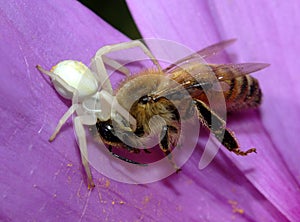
[128, 0, 300, 221]
[0, 1, 128, 221]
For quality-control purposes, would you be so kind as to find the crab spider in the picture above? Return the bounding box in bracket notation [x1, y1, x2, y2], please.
[37, 40, 162, 189]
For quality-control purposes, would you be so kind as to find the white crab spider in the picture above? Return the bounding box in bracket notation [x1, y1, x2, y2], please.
[37, 40, 162, 189]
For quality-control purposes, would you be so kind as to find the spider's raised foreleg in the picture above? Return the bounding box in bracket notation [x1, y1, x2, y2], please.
[91, 40, 162, 94]
[102, 55, 131, 76]
[36, 65, 77, 95]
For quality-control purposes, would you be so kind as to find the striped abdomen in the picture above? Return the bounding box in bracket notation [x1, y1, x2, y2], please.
[223, 75, 262, 112]
[188, 75, 262, 113]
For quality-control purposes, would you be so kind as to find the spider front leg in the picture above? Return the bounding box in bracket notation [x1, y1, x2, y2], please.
[74, 114, 98, 189]
[36, 65, 77, 95]
[102, 55, 130, 76]
[92, 40, 162, 94]
[194, 99, 256, 155]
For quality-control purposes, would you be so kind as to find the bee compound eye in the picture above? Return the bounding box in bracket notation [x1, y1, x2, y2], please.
[138, 95, 151, 104]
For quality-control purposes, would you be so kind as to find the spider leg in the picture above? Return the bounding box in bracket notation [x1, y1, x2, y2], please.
[194, 99, 256, 155]
[48, 104, 79, 141]
[102, 55, 130, 76]
[91, 40, 162, 94]
[36, 65, 77, 97]
[93, 90, 136, 130]
[74, 115, 98, 189]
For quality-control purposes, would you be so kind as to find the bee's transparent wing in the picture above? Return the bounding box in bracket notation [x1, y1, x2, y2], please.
[197, 39, 236, 59]
[167, 61, 269, 84]
[209, 63, 270, 81]
[164, 39, 236, 72]
[209, 63, 269, 92]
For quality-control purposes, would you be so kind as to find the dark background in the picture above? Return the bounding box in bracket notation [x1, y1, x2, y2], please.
[78, 0, 141, 39]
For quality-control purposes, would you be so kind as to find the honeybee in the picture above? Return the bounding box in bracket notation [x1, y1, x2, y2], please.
[95, 39, 269, 168]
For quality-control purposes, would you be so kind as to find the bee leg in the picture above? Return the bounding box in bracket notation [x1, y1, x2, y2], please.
[194, 99, 256, 156]
[219, 129, 257, 156]
[108, 145, 146, 165]
[121, 130, 151, 154]
[160, 125, 181, 172]
[143, 148, 151, 153]
[117, 131, 143, 154]
[121, 134, 140, 154]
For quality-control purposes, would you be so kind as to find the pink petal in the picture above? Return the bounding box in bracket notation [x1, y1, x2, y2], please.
[0, 1, 128, 221]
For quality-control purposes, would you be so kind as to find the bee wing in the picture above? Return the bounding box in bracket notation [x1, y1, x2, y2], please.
[169, 62, 269, 83]
[197, 39, 237, 59]
[164, 39, 236, 72]
[210, 63, 270, 81]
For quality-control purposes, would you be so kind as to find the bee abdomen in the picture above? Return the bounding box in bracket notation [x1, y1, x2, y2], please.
[225, 75, 262, 112]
